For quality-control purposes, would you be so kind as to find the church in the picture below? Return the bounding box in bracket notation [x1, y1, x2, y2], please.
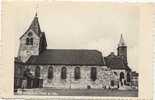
[14, 13, 138, 90]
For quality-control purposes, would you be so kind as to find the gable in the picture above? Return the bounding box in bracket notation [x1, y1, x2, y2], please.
[20, 14, 42, 39]
[20, 29, 40, 40]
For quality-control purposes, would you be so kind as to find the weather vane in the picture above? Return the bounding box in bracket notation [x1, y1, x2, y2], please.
[35, 2, 39, 17]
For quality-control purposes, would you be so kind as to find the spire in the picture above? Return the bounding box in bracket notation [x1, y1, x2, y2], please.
[35, 12, 37, 17]
[28, 13, 41, 36]
[118, 34, 126, 47]
[35, 3, 38, 17]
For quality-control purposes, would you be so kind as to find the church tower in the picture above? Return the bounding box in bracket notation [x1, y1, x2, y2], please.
[18, 13, 47, 62]
[117, 34, 127, 66]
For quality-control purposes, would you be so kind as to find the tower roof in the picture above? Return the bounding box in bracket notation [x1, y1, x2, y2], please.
[118, 34, 126, 47]
[20, 13, 42, 39]
[28, 12, 41, 36]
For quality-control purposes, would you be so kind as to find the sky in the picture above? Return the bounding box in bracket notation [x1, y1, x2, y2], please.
[2, 1, 139, 72]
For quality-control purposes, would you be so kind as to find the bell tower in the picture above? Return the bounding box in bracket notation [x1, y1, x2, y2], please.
[18, 13, 47, 62]
[117, 34, 127, 66]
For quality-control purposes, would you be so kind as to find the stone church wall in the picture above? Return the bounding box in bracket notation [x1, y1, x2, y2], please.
[26, 65, 117, 89]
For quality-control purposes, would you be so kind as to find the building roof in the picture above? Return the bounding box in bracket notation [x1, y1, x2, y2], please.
[26, 49, 104, 66]
[118, 34, 126, 47]
[104, 52, 129, 70]
[132, 71, 139, 76]
[20, 13, 42, 39]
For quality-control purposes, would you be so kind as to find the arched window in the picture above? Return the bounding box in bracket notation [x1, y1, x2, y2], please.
[48, 66, 53, 79]
[35, 66, 40, 78]
[30, 38, 33, 45]
[127, 73, 131, 82]
[28, 32, 32, 36]
[120, 72, 124, 81]
[111, 80, 114, 87]
[74, 67, 80, 79]
[26, 32, 33, 45]
[23, 68, 32, 79]
[61, 67, 67, 79]
[26, 38, 30, 45]
[90, 67, 97, 81]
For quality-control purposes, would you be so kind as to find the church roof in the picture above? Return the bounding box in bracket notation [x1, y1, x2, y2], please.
[104, 53, 129, 70]
[26, 49, 104, 66]
[118, 34, 126, 47]
[29, 13, 41, 36]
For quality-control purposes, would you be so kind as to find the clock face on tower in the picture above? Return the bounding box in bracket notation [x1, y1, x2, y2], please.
[28, 32, 33, 37]
[24, 50, 31, 57]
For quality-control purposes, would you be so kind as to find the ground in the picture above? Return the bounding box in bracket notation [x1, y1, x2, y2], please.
[15, 88, 138, 97]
